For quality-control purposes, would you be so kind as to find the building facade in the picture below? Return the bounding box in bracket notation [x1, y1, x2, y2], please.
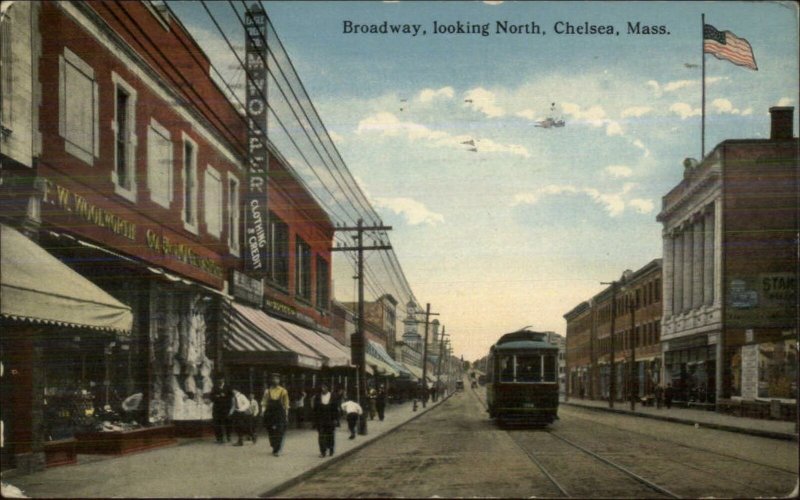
[657, 107, 798, 413]
[565, 259, 663, 403]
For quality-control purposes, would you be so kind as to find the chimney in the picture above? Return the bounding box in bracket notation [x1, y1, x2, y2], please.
[769, 106, 794, 140]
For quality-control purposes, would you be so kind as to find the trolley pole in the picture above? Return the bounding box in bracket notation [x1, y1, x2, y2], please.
[332, 218, 392, 435]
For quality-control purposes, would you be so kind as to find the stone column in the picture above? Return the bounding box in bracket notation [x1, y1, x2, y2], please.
[704, 206, 715, 306]
[693, 216, 704, 309]
[673, 231, 683, 314]
[662, 231, 674, 317]
[682, 223, 693, 312]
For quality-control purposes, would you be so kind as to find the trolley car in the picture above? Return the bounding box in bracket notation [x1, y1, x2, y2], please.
[486, 328, 559, 425]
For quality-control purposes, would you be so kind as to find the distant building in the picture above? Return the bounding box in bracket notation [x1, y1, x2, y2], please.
[546, 332, 567, 396]
[657, 107, 798, 412]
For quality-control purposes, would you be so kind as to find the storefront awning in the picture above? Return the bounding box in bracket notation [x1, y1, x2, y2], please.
[367, 340, 409, 377]
[224, 302, 323, 369]
[366, 352, 399, 376]
[0, 224, 133, 333]
[276, 320, 351, 368]
[402, 363, 424, 381]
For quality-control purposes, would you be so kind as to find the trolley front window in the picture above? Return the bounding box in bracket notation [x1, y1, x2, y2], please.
[496, 352, 557, 383]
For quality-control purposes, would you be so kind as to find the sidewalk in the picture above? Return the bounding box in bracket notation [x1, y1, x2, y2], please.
[2, 395, 451, 498]
[562, 397, 798, 441]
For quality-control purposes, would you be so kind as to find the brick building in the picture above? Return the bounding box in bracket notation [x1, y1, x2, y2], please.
[565, 259, 663, 403]
[657, 107, 797, 415]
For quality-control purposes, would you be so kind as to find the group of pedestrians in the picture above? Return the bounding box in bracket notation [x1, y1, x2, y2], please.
[210, 374, 371, 459]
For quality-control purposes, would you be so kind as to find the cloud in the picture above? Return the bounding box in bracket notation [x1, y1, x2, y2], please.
[621, 106, 652, 118]
[515, 109, 539, 120]
[356, 112, 529, 157]
[777, 97, 796, 106]
[629, 198, 655, 214]
[647, 77, 726, 97]
[511, 183, 643, 218]
[328, 130, 345, 143]
[418, 87, 454, 103]
[605, 165, 633, 178]
[669, 102, 701, 119]
[711, 98, 752, 115]
[373, 197, 444, 226]
[464, 87, 505, 118]
[632, 139, 651, 157]
[663, 79, 695, 92]
[605, 121, 623, 136]
[562, 102, 622, 136]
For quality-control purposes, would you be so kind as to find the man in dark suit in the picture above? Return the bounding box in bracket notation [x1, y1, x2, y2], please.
[211, 376, 233, 443]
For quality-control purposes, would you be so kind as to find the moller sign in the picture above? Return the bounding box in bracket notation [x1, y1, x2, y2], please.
[244, 3, 269, 277]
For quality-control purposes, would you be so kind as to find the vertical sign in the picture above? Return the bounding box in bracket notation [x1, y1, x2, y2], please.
[244, 3, 268, 276]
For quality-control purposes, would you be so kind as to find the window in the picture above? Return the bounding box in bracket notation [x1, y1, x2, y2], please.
[0, 13, 12, 131]
[227, 175, 240, 254]
[59, 47, 98, 164]
[295, 237, 311, 301]
[655, 278, 661, 301]
[204, 165, 222, 238]
[147, 118, 172, 207]
[111, 73, 137, 201]
[517, 354, 542, 382]
[315, 256, 329, 309]
[268, 212, 289, 288]
[182, 134, 198, 232]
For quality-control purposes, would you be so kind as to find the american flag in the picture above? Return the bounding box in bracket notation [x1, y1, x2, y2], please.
[703, 24, 758, 71]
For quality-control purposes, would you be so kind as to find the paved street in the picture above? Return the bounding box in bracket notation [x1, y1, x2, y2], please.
[277, 387, 799, 498]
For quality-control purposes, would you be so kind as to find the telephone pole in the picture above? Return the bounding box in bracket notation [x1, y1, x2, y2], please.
[419, 303, 439, 408]
[602, 280, 618, 409]
[436, 326, 447, 396]
[332, 218, 391, 435]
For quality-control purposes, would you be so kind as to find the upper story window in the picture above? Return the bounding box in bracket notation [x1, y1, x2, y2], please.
[59, 47, 98, 165]
[268, 212, 289, 289]
[227, 174, 240, 255]
[315, 256, 329, 310]
[181, 133, 198, 233]
[204, 165, 222, 238]
[295, 237, 312, 302]
[111, 72, 137, 201]
[147, 118, 173, 208]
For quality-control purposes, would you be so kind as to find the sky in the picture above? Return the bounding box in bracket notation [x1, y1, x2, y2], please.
[168, 1, 799, 361]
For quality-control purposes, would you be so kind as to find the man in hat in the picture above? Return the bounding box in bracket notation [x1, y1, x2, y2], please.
[261, 373, 289, 456]
[211, 376, 233, 443]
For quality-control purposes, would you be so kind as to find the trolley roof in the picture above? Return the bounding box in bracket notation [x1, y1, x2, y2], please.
[491, 329, 557, 352]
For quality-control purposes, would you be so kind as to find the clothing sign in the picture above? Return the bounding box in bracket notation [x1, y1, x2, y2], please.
[244, 4, 269, 277]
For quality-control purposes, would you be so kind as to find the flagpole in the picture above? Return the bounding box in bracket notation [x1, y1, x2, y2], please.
[701, 13, 706, 159]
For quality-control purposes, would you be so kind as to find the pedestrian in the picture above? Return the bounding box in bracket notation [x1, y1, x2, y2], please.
[368, 387, 377, 420]
[313, 384, 338, 457]
[655, 384, 664, 409]
[340, 395, 363, 439]
[664, 383, 673, 409]
[211, 376, 233, 444]
[261, 373, 290, 456]
[248, 393, 260, 442]
[375, 386, 387, 421]
[290, 389, 306, 429]
[230, 388, 253, 446]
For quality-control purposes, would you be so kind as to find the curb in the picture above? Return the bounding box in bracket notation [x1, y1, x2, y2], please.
[258, 393, 455, 497]
[561, 402, 798, 442]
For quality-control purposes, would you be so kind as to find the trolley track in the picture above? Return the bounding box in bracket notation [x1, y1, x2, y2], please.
[471, 386, 678, 498]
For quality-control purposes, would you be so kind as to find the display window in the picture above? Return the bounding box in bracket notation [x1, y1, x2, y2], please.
[757, 339, 798, 400]
[42, 333, 143, 441]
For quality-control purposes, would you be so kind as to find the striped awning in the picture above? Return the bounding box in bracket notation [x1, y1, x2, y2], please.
[224, 302, 323, 369]
[0, 224, 132, 333]
[277, 321, 351, 368]
[402, 363, 424, 380]
[367, 340, 408, 377]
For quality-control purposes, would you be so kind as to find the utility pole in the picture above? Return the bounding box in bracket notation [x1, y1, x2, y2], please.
[602, 280, 618, 409]
[436, 326, 447, 396]
[419, 303, 440, 408]
[331, 218, 391, 435]
[630, 289, 637, 412]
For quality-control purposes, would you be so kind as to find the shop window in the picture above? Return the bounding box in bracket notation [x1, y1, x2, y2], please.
[59, 47, 99, 165]
[182, 134, 198, 232]
[295, 237, 311, 301]
[204, 165, 222, 238]
[227, 174, 240, 255]
[147, 118, 173, 208]
[315, 255, 330, 310]
[111, 73, 137, 201]
[757, 340, 798, 399]
[268, 212, 289, 288]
